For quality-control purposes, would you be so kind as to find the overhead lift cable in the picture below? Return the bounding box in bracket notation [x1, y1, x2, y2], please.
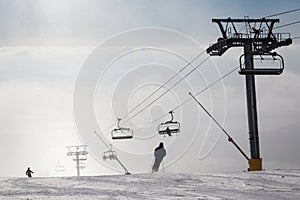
[121, 55, 211, 125]
[133, 65, 239, 134]
[102, 8, 300, 136]
[98, 50, 207, 137]
[94, 8, 300, 141]
[119, 50, 207, 122]
[274, 20, 300, 29]
[265, 8, 300, 18]
[116, 8, 300, 134]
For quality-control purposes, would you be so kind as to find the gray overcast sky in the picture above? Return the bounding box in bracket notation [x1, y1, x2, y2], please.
[0, 0, 300, 177]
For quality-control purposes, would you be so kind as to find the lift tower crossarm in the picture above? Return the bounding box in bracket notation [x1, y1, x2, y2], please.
[212, 18, 278, 38]
[207, 18, 291, 56]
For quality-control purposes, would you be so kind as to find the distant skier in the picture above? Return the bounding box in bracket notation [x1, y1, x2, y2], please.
[25, 167, 34, 178]
[152, 142, 166, 172]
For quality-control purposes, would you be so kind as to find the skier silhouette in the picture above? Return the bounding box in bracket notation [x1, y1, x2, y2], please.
[25, 167, 34, 177]
[166, 127, 171, 136]
[152, 142, 166, 172]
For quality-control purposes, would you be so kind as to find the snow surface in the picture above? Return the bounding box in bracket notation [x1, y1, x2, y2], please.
[0, 169, 299, 199]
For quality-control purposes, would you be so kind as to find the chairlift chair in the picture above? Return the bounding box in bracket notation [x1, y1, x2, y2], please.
[158, 111, 180, 136]
[55, 166, 66, 172]
[102, 144, 117, 161]
[102, 146, 117, 161]
[239, 52, 284, 75]
[55, 162, 66, 172]
[111, 118, 134, 140]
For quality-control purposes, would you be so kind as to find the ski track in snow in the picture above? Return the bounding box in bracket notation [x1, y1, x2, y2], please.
[0, 169, 299, 199]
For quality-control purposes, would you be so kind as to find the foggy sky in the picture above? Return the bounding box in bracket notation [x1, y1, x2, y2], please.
[0, 0, 300, 177]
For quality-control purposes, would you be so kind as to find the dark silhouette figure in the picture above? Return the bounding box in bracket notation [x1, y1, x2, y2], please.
[25, 167, 34, 178]
[152, 142, 166, 172]
[166, 127, 171, 136]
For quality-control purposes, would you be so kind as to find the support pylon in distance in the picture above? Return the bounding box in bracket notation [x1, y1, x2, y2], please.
[206, 17, 292, 171]
[66, 145, 88, 176]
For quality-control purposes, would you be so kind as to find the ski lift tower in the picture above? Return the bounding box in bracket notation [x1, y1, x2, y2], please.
[66, 145, 88, 176]
[206, 17, 292, 171]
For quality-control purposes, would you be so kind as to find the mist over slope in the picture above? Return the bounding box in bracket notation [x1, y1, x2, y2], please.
[0, 169, 299, 199]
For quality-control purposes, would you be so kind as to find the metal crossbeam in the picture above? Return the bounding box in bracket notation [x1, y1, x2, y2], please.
[207, 18, 292, 56]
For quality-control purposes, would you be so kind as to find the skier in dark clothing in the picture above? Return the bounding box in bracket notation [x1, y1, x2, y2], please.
[152, 142, 166, 172]
[25, 167, 34, 178]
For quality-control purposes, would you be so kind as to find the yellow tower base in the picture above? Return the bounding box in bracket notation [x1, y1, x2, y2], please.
[248, 158, 262, 171]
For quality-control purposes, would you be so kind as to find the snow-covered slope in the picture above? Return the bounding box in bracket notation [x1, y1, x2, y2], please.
[0, 169, 299, 199]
